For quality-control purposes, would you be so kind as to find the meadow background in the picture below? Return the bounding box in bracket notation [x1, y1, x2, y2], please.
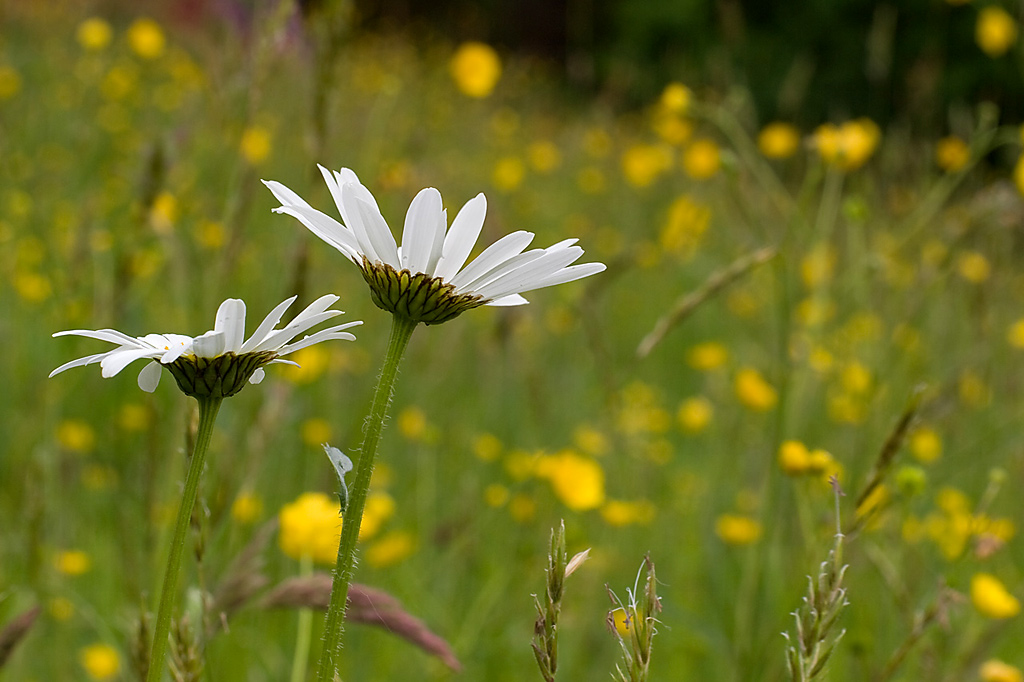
[4, 0, 1024, 679]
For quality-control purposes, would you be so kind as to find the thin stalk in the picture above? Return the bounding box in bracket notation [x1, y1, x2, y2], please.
[316, 313, 418, 681]
[289, 554, 315, 682]
[147, 396, 223, 682]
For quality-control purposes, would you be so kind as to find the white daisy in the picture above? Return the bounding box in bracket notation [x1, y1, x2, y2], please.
[50, 295, 361, 396]
[263, 166, 606, 324]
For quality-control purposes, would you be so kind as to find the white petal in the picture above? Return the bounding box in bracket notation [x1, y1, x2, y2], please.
[486, 293, 530, 306]
[455, 249, 546, 295]
[249, 367, 266, 384]
[262, 178, 314, 209]
[341, 183, 400, 266]
[100, 348, 162, 378]
[214, 299, 247, 352]
[267, 200, 361, 263]
[401, 187, 446, 274]
[318, 164, 348, 220]
[474, 245, 586, 301]
[435, 193, 486, 281]
[254, 311, 342, 351]
[518, 261, 607, 291]
[192, 330, 226, 358]
[49, 351, 114, 378]
[240, 296, 297, 353]
[276, 321, 362, 355]
[449, 231, 535, 290]
[53, 328, 146, 347]
[137, 361, 163, 392]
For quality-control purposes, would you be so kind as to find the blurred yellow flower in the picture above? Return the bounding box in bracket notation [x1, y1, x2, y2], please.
[283, 345, 331, 385]
[681, 138, 721, 179]
[492, 156, 525, 192]
[278, 492, 341, 564]
[617, 382, 672, 435]
[77, 18, 113, 51]
[574, 424, 610, 457]
[194, 219, 226, 250]
[735, 368, 777, 411]
[796, 297, 836, 326]
[609, 607, 633, 636]
[828, 392, 866, 424]
[57, 419, 96, 453]
[959, 370, 991, 408]
[652, 112, 693, 145]
[240, 125, 272, 165]
[757, 122, 801, 159]
[397, 405, 429, 442]
[935, 135, 970, 172]
[484, 483, 509, 507]
[527, 140, 561, 173]
[660, 194, 711, 257]
[687, 341, 728, 371]
[977, 6, 1018, 57]
[800, 244, 836, 288]
[577, 166, 606, 194]
[813, 119, 880, 170]
[509, 492, 537, 522]
[909, 427, 942, 463]
[127, 18, 166, 60]
[300, 417, 333, 447]
[715, 514, 762, 545]
[601, 499, 655, 526]
[117, 403, 151, 432]
[778, 440, 811, 475]
[231, 491, 263, 524]
[536, 450, 606, 511]
[583, 127, 612, 157]
[981, 660, 1024, 682]
[677, 397, 713, 433]
[621, 144, 672, 187]
[1015, 155, 1024, 196]
[14, 271, 52, 303]
[840, 361, 872, 395]
[806, 449, 840, 477]
[473, 432, 503, 462]
[1008, 319, 1024, 348]
[971, 573, 1021, 619]
[80, 643, 121, 681]
[957, 250, 991, 283]
[150, 191, 177, 235]
[365, 530, 415, 568]
[49, 597, 75, 621]
[0, 65, 21, 100]
[450, 41, 502, 98]
[659, 82, 692, 114]
[360, 491, 395, 541]
[56, 550, 91, 576]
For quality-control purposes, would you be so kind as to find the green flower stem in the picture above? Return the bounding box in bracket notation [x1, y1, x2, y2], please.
[147, 396, 223, 682]
[316, 313, 418, 682]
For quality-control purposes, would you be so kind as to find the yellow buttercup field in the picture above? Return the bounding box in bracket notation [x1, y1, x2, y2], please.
[2, 4, 1024, 681]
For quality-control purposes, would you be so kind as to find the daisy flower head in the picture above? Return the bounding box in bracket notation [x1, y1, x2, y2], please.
[263, 166, 606, 325]
[50, 295, 361, 398]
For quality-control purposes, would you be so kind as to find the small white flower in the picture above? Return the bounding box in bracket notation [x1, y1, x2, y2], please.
[50, 295, 361, 395]
[264, 166, 605, 323]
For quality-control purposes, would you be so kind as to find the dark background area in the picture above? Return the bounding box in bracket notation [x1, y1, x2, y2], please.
[347, 0, 1023, 130]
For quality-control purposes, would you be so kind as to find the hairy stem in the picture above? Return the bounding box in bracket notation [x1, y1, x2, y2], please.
[316, 313, 418, 681]
[147, 396, 222, 682]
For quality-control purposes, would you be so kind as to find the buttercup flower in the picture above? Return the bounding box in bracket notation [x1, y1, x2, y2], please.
[50, 295, 360, 397]
[264, 167, 606, 324]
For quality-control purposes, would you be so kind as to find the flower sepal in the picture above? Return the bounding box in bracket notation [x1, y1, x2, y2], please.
[361, 258, 485, 325]
[167, 351, 277, 399]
